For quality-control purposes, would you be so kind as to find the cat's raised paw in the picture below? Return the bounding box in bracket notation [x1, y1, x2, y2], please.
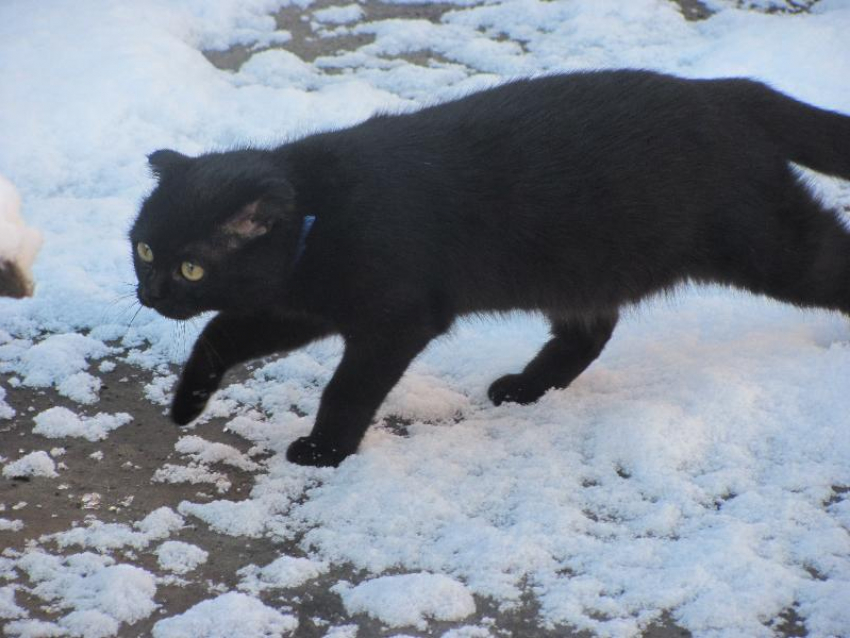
[286, 436, 350, 467]
[488, 373, 547, 406]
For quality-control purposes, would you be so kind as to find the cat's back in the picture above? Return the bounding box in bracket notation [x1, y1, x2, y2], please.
[361, 70, 702, 147]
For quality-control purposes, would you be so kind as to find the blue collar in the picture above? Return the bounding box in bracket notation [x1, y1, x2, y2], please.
[295, 215, 316, 263]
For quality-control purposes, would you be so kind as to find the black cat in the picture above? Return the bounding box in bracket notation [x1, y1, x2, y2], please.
[131, 70, 850, 467]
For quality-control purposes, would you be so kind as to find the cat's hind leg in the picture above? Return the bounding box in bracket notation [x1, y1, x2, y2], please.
[723, 175, 850, 316]
[488, 312, 618, 406]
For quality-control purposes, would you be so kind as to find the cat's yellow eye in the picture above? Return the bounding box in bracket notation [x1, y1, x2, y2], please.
[137, 242, 154, 263]
[180, 261, 205, 282]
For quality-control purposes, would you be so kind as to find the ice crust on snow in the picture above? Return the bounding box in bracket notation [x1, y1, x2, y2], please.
[151, 592, 298, 638]
[333, 573, 476, 629]
[0, 0, 849, 636]
[33, 406, 132, 441]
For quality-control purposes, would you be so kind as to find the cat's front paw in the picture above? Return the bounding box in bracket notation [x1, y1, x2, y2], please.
[170, 386, 212, 426]
[286, 436, 351, 467]
[488, 373, 547, 406]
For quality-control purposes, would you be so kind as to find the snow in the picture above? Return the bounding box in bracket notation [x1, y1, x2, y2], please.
[177, 496, 280, 538]
[153, 463, 233, 493]
[4, 619, 66, 638]
[174, 435, 261, 472]
[0, 383, 13, 419]
[135, 506, 186, 537]
[333, 573, 476, 629]
[14, 551, 157, 634]
[50, 507, 184, 552]
[1, 334, 115, 401]
[237, 555, 328, 593]
[0, 0, 849, 636]
[313, 4, 364, 24]
[0, 585, 26, 620]
[0, 174, 42, 298]
[145, 373, 177, 405]
[97, 360, 116, 373]
[155, 541, 209, 574]
[2, 450, 58, 479]
[441, 627, 493, 638]
[32, 407, 132, 441]
[56, 371, 103, 405]
[151, 592, 298, 638]
[0, 517, 24, 531]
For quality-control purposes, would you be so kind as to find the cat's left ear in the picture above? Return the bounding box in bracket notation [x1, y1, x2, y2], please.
[222, 190, 294, 241]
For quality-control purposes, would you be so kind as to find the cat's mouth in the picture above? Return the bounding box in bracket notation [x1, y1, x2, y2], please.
[151, 306, 200, 321]
[137, 291, 200, 321]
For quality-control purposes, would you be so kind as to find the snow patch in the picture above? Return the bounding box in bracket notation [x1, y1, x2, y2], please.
[175, 435, 261, 472]
[155, 541, 209, 575]
[237, 555, 328, 594]
[0, 517, 24, 531]
[4, 619, 65, 637]
[151, 592, 298, 638]
[49, 507, 184, 552]
[2, 450, 57, 479]
[145, 374, 176, 406]
[56, 371, 102, 404]
[15, 551, 157, 632]
[0, 585, 27, 620]
[313, 4, 364, 24]
[0, 384, 14, 420]
[153, 463, 232, 493]
[334, 573, 476, 630]
[33, 406, 132, 441]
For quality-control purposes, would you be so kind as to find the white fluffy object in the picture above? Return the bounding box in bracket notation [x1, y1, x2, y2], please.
[0, 174, 41, 298]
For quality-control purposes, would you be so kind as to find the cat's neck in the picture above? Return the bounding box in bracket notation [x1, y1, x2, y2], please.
[274, 136, 353, 218]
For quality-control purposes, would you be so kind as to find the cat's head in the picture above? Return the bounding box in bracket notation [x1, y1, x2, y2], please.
[130, 149, 304, 320]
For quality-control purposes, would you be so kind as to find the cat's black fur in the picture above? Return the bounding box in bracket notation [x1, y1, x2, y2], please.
[131, 70, 850, 467]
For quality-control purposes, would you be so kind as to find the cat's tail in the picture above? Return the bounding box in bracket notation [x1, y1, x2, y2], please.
[735, 79, 850, 180]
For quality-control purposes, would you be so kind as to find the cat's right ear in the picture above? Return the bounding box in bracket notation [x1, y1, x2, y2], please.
[148, 149, 191, 179]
